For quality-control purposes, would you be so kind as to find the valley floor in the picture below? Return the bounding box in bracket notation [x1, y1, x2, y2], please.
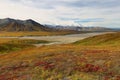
[0, 32, 109, 46]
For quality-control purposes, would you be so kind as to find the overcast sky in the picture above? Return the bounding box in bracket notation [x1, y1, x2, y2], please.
[0, 0, 120, 28]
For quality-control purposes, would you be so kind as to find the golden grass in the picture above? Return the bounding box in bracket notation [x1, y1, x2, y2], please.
[0, 38, 16, 44]
[74, 32, 120, 46]
[0, 31, 78, 37]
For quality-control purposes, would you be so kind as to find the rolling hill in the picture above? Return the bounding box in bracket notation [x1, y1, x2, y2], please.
[74, 32, 120, 46]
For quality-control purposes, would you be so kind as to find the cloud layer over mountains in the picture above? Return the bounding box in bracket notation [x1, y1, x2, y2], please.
[0, 0, 120, 28]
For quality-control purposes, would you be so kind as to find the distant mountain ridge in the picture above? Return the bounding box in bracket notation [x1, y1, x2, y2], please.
[44, 24, 112, 32]
[0, 18, 113, 32]
[0, 18, 50, 31]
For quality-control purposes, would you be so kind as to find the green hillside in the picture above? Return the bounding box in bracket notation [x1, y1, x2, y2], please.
[74, 32, 120, 46]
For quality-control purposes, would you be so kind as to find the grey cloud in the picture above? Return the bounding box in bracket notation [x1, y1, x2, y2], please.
[9, 0, 120, 9]
[64, 0, 120, 8]
[5, 0, 120, 28]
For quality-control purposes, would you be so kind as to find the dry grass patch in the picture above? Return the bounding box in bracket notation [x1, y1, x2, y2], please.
[0, 31, 79, 37]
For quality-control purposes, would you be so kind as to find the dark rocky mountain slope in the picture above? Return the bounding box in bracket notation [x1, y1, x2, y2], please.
[0, 18, 50, 31]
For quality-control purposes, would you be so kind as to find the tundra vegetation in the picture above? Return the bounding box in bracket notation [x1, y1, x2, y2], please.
[0, 38, 49, 53]
[0, 31, 80, 37]
[0, 32, 119, 80]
